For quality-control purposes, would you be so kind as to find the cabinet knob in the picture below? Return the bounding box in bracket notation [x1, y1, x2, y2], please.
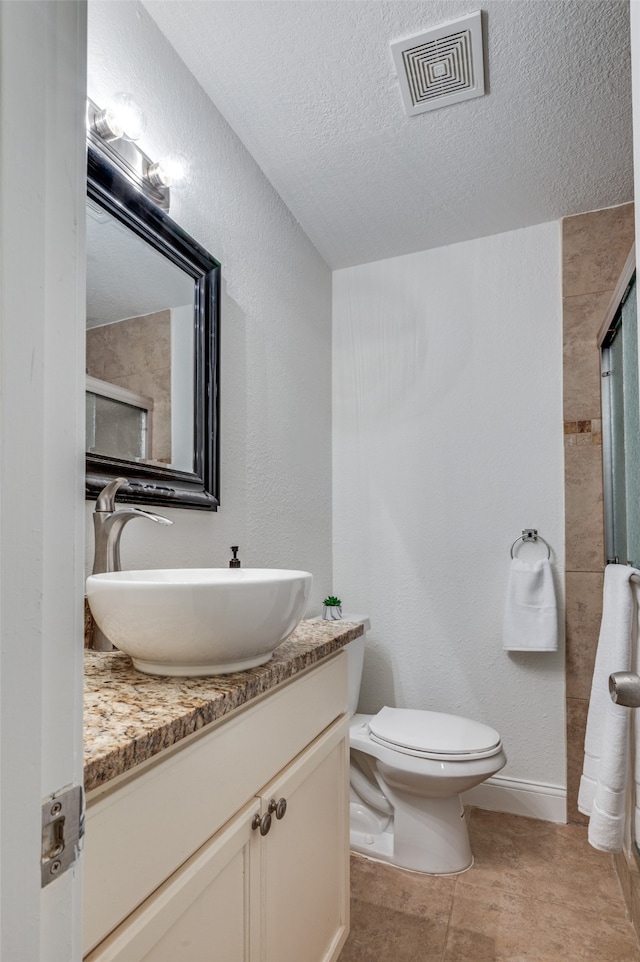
[259, 812, 272, 835]
[268, 797, 287, 820]
[251, 812, 272, 836]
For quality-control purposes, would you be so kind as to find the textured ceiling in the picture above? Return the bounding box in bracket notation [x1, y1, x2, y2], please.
[143, 0, 633, 269]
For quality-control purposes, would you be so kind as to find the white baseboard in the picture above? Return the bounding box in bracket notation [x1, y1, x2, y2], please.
[462, 774, 567, 823]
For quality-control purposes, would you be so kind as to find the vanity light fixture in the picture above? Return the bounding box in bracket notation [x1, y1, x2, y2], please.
[92, 92, 146, 143]
[87, 97, 190, 209]
[147, 153, 190, 190]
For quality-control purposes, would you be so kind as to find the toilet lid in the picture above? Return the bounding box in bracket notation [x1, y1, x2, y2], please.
[368, 707, 502, 760]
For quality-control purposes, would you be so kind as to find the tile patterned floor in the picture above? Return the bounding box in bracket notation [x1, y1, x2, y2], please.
[338, 808, 640, 961]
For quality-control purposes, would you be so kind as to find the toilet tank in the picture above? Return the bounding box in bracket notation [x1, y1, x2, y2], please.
[309, 613, 369, 714]
[342, 615, 370, 716]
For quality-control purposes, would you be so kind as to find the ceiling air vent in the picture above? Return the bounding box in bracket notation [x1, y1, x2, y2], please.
[390, 11, 485, 117]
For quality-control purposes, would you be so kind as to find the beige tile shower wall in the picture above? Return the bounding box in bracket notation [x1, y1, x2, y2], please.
[86, 310, 172, 463]
[563, 203, 635, 826]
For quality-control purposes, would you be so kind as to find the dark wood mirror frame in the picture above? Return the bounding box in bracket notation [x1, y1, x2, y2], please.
[86, 144, 221, 510]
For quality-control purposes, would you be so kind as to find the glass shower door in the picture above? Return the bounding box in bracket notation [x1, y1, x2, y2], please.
[601, 273, 640, 861]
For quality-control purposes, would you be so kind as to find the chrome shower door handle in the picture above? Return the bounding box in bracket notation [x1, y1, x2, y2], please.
[609, 672, 640, 707]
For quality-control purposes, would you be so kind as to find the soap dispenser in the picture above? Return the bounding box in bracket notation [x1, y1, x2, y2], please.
[229, 546, 241, 568]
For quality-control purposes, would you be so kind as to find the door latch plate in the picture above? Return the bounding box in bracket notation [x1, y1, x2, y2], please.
[41, 785, 84, 887]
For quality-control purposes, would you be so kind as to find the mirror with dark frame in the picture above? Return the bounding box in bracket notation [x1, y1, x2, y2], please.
[85, 143, 220, 510]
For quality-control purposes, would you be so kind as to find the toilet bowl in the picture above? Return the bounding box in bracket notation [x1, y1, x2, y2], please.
[343, 619, 507, 875]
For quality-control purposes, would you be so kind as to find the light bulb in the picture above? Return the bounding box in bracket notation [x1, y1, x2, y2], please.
[147, 153, 190, 189]
[93, 93, 145, 143]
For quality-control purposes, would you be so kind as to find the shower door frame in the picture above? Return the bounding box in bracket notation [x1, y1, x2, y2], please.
[598, 244, 640, 865]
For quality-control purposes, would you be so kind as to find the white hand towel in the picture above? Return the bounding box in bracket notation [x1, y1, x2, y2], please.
[578, 563, 640, 852]
[502, 557, 558, 652]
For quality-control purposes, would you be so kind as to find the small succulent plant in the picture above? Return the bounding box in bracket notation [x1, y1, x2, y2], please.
[323, 595, 342, 606]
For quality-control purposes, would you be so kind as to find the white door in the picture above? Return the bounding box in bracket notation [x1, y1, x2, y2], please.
[0, 2, 87, 960]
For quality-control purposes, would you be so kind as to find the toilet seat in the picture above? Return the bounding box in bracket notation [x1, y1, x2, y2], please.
[367, 706, 502, 761]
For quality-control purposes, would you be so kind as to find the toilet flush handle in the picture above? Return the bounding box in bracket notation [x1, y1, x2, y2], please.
[609, 672, 640, 708]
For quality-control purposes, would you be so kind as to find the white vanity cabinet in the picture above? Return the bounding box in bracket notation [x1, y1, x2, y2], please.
[83, 653, 350, 962]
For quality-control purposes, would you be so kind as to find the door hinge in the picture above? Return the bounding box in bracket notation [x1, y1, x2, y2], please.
[602, 370, 612, 377]
[41, 785, 84, 887]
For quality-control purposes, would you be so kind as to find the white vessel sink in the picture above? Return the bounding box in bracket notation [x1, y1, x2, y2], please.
[85, 568, 313, 676]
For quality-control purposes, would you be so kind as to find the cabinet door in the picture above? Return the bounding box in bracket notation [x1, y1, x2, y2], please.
[260, 716, 350, 962]
[85, 801, 261, 962]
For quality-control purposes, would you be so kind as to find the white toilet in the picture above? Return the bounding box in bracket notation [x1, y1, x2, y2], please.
[344, 617, 506, 875]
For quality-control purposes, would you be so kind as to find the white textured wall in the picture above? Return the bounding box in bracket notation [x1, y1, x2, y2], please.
[333, 222, 566, 788]
[86, 2, 333, 606]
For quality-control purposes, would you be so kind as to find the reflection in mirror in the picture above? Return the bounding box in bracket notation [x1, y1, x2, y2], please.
[86, 377, 153, 462]
[85, 143, 220, 510]
[86, 201, 195, 472]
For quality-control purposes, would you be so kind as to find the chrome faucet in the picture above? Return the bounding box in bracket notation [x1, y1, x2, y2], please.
[90, 477, 173, 651]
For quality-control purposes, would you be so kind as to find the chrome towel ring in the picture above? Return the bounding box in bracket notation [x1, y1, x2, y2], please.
[510, 528, 551, 560]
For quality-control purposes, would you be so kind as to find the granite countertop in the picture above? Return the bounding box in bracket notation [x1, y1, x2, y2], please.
[84, 618, 363, 793]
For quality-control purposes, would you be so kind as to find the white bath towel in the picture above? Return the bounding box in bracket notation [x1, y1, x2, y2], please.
[578, 563, 640, 852]
[634, 698, 640, 852]
[502, 557, 558, 652]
